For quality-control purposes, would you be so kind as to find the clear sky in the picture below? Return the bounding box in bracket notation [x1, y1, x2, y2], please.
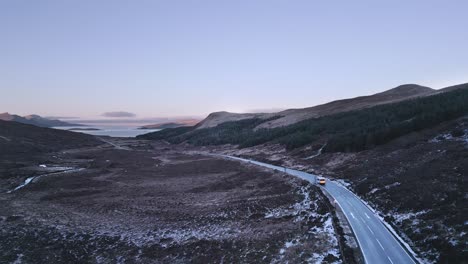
[1, 0, 467, 119]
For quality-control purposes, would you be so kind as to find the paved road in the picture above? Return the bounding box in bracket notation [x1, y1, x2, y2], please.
[219, 154, 416, 264]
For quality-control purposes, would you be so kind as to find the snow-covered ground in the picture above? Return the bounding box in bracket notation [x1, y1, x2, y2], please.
[430, 128, 468, 146]
[270, 186, 341, 264]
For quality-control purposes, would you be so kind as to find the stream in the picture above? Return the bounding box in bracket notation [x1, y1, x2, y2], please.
[7, 167, 85, 193]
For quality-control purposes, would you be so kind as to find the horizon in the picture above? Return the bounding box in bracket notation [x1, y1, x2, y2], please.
[1, 82, 465, 123]
[2, 0, 468, 119]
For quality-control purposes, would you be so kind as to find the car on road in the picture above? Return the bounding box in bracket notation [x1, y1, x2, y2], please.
[318, 177, 326, 185]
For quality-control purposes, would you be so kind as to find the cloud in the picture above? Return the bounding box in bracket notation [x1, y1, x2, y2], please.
[102, 111, 137, 118]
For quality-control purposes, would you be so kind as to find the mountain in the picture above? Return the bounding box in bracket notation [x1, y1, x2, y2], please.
[0, 113, 83, 127]
[196, 84, 435, 130]
[139, 82, 468, 152]
[139, 119, 201, 129]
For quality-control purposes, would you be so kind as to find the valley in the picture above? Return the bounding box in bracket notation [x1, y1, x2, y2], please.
[1, 83, 467, 264]
[138, 83, 468, 263]
[0, 131, 342, 263]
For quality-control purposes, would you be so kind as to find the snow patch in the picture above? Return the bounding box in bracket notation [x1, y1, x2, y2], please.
[307, 216, 340, 263]
[430, 133, 453, 142]
[430, 129, 468, 146]
[159, 226, 237, 244]
[264, 186, 318, 220]
[335, 179, 351, 187]
[384, 182, 401, 189]
[271, 187, 341, 263]
[393, 210, 430, 224]
[7, 177, 35, 193]
[279, 239, 298, 254]
[12, 253, 24, 264]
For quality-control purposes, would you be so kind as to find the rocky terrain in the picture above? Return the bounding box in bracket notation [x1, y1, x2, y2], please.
[0, 124, 343, 263]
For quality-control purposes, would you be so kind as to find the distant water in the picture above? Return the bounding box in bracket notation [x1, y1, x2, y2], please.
[53, 126, 160, 137]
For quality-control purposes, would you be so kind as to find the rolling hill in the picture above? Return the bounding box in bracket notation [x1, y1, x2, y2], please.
[0, 120, 100, 159]
[139, 82, 468, 152]
[196, 84, 436, 130]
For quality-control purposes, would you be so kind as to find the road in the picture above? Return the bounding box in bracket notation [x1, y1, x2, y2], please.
[99, 137, 130, 150]
[219, 154, 417, 264]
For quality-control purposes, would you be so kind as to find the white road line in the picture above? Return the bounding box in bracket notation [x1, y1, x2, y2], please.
[376, 239, 385, 250]
[220, 155, 416, 264]
[366, 225, 375, 234]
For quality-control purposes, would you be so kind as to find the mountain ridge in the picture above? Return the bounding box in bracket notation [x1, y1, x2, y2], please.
[197, 84, 437, 130]
[0, 113, 83, 127]
[139, 119, 201, 129]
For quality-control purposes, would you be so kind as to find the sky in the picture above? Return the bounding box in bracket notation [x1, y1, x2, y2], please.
[1, 0, 468, 120]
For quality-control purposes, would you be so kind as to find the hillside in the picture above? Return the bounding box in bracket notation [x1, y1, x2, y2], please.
[0, 120, 101, 183]
[196, 112, 266, 129]
[196, 84, 435, 130]
[206, 114, 468, 263]
[142, 83, 466, 263]
[326, 118, 468, 263]
[139, 83, 468, 152]
[0, 120, 99, 156]
[0, 113, 83, 127]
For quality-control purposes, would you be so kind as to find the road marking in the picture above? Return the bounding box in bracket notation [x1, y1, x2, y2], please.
[376, 239, 385, 250]
[220, 155, 415, 264]
[365, 212, 370, 219]
[366, 225, 374, 234]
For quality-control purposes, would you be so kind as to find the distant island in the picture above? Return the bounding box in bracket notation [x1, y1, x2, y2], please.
[139, 122, 187, 129]
[139, 119, 200, 130]
[67, 127, 100, 131]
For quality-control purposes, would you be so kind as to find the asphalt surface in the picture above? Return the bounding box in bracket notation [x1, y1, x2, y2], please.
[220, 154, 416, 264]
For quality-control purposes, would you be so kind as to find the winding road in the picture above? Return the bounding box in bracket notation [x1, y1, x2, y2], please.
[219, 154, 417, 264]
